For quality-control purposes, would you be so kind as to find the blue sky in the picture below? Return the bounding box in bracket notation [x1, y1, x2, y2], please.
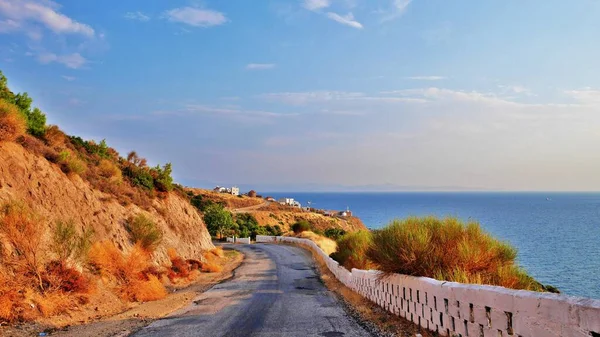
[1, 0, 600, 191]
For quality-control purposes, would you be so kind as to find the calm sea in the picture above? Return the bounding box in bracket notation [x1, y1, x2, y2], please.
[266, 192, 600, 299]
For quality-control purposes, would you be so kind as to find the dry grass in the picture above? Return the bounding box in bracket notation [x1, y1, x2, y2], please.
[0, 99, 26, 142]
[209, 247, 224, 258]
[331, 230, 375, 270]
[98, 159, 123, 183]
[295, 231, 337, 256]
[201, 262, 223, 273]
[368, 216, 544, 291]
[88, 242, 168, 302]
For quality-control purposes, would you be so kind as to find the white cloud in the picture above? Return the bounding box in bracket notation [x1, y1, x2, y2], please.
[406, 76, 446, 81]
[262, 91, 425, 105]
[0, 18, 19, 32]
[38, 52, 87, 69]
[564, 88, 600, 105]
[124, 11, 150, 22]
[246, 63, 276, 70]
[381, 0, 412, 22]
[326, 12, 363, 29]
[163, 7, 227, 27]
[498, 84, 533, 96]
[61, 75, 75, 81]
[303, 0, 331, 11]
[0, 0, 95, 37]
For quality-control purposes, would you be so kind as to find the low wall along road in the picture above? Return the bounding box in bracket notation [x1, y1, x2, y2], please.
[256, 235, 600, 337]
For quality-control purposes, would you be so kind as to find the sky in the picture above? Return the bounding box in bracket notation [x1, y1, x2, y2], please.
[1, 0, 600, 192]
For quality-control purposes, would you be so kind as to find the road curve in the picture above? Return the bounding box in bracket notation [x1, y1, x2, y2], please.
[134, 243, 372, 337]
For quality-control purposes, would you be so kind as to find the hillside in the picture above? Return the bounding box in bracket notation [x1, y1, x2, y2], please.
[0, 142, 213, 264]
[189, 189, 366, 234]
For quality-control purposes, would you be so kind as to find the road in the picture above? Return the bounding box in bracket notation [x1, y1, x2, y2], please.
[134, 244, 372, 337]
[231, 201, 268, 214]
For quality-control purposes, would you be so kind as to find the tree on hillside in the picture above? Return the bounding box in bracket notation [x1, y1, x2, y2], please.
[0, 71, 47, 137]
[203, 204, 234, 239]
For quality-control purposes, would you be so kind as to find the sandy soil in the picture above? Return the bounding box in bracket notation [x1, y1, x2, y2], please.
[0, 249, 244, 337]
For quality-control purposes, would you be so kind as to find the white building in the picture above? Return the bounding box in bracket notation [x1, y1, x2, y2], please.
[214, 186, 240, 196]
[278, 197, 295, 206]
[231, 186, 240, 196]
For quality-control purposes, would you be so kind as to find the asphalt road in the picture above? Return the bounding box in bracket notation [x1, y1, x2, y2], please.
[134, 243, 372, 337]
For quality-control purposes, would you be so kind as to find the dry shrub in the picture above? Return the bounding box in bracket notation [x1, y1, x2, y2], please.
[296, 231, 337, 256]
[32, 291, 73, 318]
[43, 125, 67, 147]
[124, 275, 166, 302]
[0, 99, 26, 142]
[201, 262, 223, 273]
[58, 150, 87, 175]
[210, 247, 224, 258]
[167, 248, 190, 281]
[368, 216, 545, 291]
[125, 214, 163, 251]
[42, 260, 90, 293]
[0, 271, 25, 322]
[0, 202, 45, 291]
[88, 241, 167, 302]
[16, 134, 58, 162]
[331, 231, 375, 270]
[98, 159, 123, 183]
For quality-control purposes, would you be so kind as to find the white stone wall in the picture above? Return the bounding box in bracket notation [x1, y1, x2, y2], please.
[256, 236, 600, 337]
[237, 237, 251, 244]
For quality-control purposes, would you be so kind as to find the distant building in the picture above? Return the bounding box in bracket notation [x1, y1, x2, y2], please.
[278, 197, 294, 205]
[213, 186, 239, 196]
[265, 196, 276, 202]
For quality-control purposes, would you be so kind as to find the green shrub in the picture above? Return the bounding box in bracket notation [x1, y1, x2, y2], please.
[291, 220, 311, 234]
[153, 163, 173, 192]
[58, 150, 87, 175]
[51, 220, 94, 263]
[324, 228, 347, 240]
[330, 231, 374, 270]
[0, 71, 46, 138]
[203, 204, 234, 238]
[367, 216, 545, 291]
[125, 214, 163, 251]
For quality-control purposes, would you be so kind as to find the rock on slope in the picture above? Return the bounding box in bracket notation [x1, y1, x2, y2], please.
[0, 142, 213, 263]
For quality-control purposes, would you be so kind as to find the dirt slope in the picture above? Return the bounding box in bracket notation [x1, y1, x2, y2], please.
[0, 142, 213, 263]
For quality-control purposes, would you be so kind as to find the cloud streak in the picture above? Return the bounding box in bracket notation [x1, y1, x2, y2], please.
[246, 63, 276, 70]
[326, 12, 363, 29]
[38, 52, 87, 69]
[125, 11, 150, 22]
[163, 7, 227, 27]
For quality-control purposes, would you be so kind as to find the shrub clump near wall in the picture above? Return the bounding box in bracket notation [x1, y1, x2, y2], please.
[332, 216, 550, 292]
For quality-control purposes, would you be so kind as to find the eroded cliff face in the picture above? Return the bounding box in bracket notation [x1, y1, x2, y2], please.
[0, 142, 213, 263]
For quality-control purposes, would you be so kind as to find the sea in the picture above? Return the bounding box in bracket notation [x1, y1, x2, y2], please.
[265, 192, 600, 299]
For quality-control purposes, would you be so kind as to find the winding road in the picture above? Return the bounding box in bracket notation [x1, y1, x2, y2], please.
[134, 244, 372, 337]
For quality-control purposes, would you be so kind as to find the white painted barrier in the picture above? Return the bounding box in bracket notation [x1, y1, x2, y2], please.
[226, 237, 251, 244]
[256, 236, 600, 337]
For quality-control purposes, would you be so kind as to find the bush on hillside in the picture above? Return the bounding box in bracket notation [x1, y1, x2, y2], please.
[51, 220, 94, 264]
[324, 228, 346, 240]
[367, 216, 545, 291]
[203, 204, 234, 238]
[88, 241, 167, 302]
[0, 71, 47, 138]
[0, 99, 26, 142]
[291, 220, 311, 234]
[58, 150, 87, 175]
[125, 214, 163, 251]
[330, 231, 374, 270]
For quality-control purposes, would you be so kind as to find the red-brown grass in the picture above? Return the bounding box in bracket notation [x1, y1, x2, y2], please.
[16, 134, 58, 162]
[42, 260, 90, 293]
[43, 125, 67, 147]
[0, 99, 26, 142]
[167, 248, 190, 281]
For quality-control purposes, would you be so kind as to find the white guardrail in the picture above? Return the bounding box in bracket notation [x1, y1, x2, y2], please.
[255, 235, 600, 337]
[226, 237, 251, 244]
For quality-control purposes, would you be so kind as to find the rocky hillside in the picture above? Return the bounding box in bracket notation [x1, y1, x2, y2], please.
[0, 142, 213, 263]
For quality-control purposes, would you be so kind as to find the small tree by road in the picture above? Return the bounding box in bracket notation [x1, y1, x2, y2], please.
[203, 204, 234, 239]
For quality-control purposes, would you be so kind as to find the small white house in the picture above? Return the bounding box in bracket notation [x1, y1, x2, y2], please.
[214, 186, 240, 196]
[278, 197, 295, 206]
[231, 186, 240, 196]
